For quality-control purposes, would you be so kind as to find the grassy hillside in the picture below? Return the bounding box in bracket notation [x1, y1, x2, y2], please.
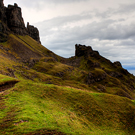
[0, 34, 135, 135]
[0, 78, 135, 135]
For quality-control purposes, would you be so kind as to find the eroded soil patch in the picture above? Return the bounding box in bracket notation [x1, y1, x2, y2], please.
[0, 80, 19, 93]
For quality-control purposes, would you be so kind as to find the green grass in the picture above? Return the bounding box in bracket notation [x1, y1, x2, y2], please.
[0, 78, 134, 135]
[0, 74, 18, 84]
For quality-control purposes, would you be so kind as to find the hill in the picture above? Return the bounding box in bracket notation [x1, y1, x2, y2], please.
[0, 1, 135, 135]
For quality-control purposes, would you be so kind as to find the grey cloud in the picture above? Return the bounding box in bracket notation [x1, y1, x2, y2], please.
[94, 3, 135, 21]
[36, 9, 135, 67]
[9, 0, 88, 9]
[37, 9, 135, 42]
[116, 3, 135, 14]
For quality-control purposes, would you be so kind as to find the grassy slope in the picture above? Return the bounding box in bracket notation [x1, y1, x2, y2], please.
[0, 79, 135, 135]
[0, 34, 135, 134]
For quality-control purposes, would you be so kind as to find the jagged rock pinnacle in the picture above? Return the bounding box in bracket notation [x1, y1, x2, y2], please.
[27, 22, 41, 44]
[6, 4, 27, 35]
[75, 44, 99, 57]
[0, 1, 41, 43]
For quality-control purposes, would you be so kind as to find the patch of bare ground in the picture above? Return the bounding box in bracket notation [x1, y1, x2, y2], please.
[0, 80, 19, 93]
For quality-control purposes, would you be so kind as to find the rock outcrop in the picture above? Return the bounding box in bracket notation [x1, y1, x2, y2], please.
[0, 22, 8, 42]
[6, 3, 27, 35]
[27, 22, 41, 43]
[0, 0, 8, 42]
[113, 61, 122, 67]
[75, 44, 99, 58]
[0, 0, 7, 24]
[0, 0, 4, 7]
[0, 1, 41, 43]
[86, 71, 107, 84]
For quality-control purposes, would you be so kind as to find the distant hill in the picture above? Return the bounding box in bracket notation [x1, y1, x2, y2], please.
[0, 0, 135, 135]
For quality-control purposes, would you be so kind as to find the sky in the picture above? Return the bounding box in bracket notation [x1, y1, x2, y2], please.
[4, 0, 135, 73]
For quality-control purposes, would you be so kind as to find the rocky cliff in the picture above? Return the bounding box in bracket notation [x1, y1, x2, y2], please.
[0, 0, 41, 43]
[0, 0, 6, 23]
[27, 22, 41, 43]
[75, 44, 99, 58]
[6, 3, 27, 35]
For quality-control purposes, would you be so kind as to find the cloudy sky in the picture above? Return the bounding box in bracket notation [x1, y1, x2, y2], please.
[4, 0, 135, 73]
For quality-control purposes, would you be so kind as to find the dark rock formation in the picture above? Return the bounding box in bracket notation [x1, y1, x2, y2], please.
[75, 44, 92, 57]
[87, 59, 101, 68]
[86, 71, 107, 84]
[113, 61, 122, 67]
[75, 44, 99, 58]
[6, 3, 27, 35]
[106, 71, 123, 78]
[0, 1, 41, 43]
[27, 22, 41, 43]
[97, 84, 106, 92]
[0, 0, 9, 42]
[0, 0, 7, 23]
[0, 0, 4, 7]
[28, 58, 39, 68]
[0, 22, 8, 42]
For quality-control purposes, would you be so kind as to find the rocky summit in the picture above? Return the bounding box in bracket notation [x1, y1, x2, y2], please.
[0, 0, 40, 43]
[0, 1, 135, 135]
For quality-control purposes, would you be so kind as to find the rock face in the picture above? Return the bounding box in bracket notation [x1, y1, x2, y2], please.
[113, 61, 122, 67]
[0, 0, 8, 42]
[86, 71, 107, 84]
[0, 1, 41, 43]
[0, 0, 6, 23]
[75, 44, 99, 57]
[0, 0, 4, 7]
[6, 4, 27, 35]
[0, 22, 8, 42]
[87, 59, 101, 68]
[27, 22, 41, 43]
